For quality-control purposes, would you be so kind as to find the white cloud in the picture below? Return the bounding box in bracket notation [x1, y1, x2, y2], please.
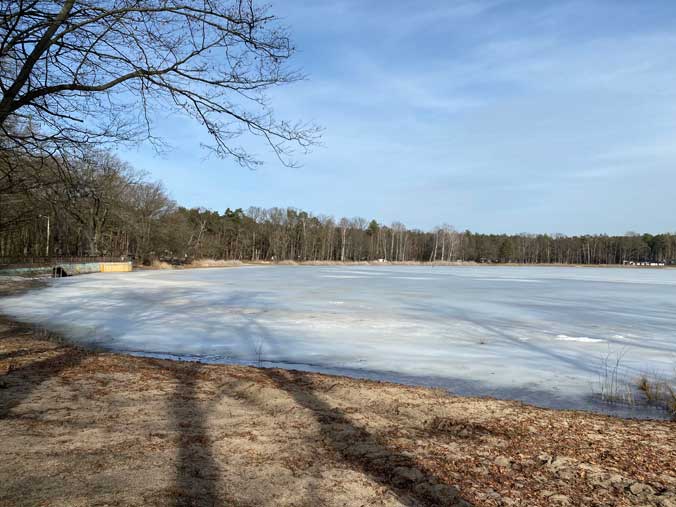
[121, 0, 676, 234]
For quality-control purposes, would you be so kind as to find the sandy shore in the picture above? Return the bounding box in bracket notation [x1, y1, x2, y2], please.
[1, 317, 675, 507]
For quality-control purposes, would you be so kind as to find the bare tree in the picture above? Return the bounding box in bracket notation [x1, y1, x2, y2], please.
[0, 0, 318, 166]
[43, 150, 137, 254]
[391, 222, 405, 261]
[339, 217, 349, 262]
[127, 180, 175, 258]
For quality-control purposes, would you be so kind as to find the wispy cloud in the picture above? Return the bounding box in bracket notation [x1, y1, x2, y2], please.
[119, 0, 676, 235]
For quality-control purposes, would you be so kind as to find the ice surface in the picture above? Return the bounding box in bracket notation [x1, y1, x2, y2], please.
[2, 265, 676, 418]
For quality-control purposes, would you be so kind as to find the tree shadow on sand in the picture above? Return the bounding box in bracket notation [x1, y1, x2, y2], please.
[261, 368, 471, 507]
[169, 362, 234, 507]
[0, 348, 87, 418]
[183, 304, 473, 506]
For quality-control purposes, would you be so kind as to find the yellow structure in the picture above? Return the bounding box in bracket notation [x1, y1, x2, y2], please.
[99, 262, 133, 273]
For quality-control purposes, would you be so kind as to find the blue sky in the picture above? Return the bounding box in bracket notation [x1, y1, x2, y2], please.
[119, 0, 676, 235]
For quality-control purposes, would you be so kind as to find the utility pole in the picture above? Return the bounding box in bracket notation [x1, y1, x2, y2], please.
[39, 215, 50, 257]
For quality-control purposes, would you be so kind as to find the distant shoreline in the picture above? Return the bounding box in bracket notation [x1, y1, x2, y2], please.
[140, 258, 676, 270]
[4, 259, 673, 278]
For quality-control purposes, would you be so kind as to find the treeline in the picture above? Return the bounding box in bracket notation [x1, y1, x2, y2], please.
[2, 150, 676, 265]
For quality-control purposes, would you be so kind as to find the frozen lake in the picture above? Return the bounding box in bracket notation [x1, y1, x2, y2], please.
[2, 265, 676, 418]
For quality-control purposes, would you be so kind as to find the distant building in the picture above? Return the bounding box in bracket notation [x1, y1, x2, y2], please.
[624, 260, 666, 267]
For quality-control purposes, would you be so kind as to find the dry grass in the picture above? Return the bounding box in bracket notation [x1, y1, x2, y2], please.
[595, 350, 676, 419]
[188, 259, 243, 268]
[143, 259, 244, 270]
[638, 376, 660, 402]
[596, 349, 635, 405]
[637, 374, 676, 419]
[150, 259, 174, 270]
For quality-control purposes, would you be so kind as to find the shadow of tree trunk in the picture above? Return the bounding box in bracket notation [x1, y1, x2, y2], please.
[0, 347, 63, 362]
[170, 363, 229, 507]
[263, 369, 470, 507]
[0, 349, 86, 418]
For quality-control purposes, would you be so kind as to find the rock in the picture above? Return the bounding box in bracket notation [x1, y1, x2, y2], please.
[589, 473, 611, 490]
[549, 494, 571, 505]
[659, 497, 676, 507]
[345, 442, 384, 458]
[629, 482, 655, 496]
[549, 457, 574, 469]
[661, 475, 676, 487]
[364, 449, 390, 460]
[537, 452, 552, 464]
[393, 466, 424, 484]
[494, 456, 512, 468]
[485, 488, 501, 499]
[544, 457, 576, 480]
[557, 469, 575, 480]
[414, 482, 460, 505]
[609, 473, 627, 490]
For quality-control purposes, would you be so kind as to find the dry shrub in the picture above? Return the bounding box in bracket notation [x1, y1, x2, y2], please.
[596, 346, 676, 418]
[635, 374, 676, 418]
[667, 385, 676, 419]
[189, 259, 242, 268]
[637, 375, 660, 402]
[596, 350, 634, 405]
[151, 260, 174, 270]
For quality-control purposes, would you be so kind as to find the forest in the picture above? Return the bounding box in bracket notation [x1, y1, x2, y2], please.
[2, 149, 675, 266]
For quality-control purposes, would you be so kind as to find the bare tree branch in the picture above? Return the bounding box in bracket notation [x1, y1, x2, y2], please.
[0, 0, 320, 168]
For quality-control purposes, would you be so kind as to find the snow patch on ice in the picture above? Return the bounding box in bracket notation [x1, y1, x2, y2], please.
[390, 276, 434, 280]
[320, 275, 367, 279]
[478, 277, 541, 283]
[555, 334, 605, 343]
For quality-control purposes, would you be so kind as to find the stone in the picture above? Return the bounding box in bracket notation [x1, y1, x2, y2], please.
[414, 482, 460, 505]
[629, 482, 655, 496]
[393, 466, 424, 483]
[609, 473, 627, 490]
[549, 494, 571, 505]
[658, 497, 676, 507]
[537, 452, 552, 464]
[549, 457, 574, 470]
[494, 456, 512, 468]
[556, 468, 575, 480]
[589, 474, 611, 490]
[485, 488, 501, 499]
